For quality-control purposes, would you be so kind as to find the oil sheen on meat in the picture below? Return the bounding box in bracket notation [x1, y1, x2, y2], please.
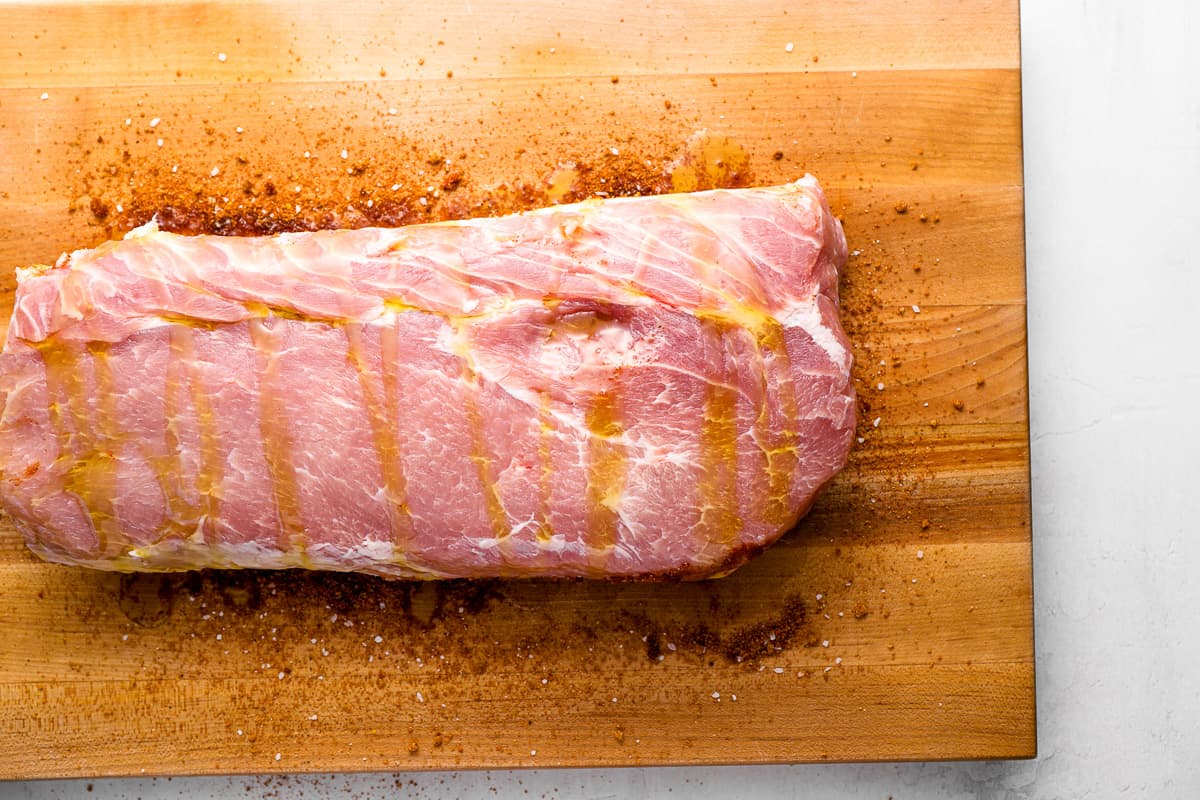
[0, 179, 854, 579]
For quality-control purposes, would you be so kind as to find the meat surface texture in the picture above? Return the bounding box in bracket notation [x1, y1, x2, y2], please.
[0, 179, 854, 579]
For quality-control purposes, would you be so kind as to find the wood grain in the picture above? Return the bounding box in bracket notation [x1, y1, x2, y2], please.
[0, 0, 1033, 777]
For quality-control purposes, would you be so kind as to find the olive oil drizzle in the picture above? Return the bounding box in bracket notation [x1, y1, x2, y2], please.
[584, 387, 626, 574]
[752, 317, 801, 527]
[37, 339, 119, 557]
[696, 319, 743, 548]
[345, 320, 414, 552]
[536, 389, 556, 543]
[461, 369, 514, 555]
[174, 326, 225, 543]
[247, 318, 306, 555]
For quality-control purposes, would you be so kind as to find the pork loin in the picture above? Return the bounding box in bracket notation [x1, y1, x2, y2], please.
[0, 179, 854, 579]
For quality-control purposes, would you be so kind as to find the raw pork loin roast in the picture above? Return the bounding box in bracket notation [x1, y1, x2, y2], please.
[0, 179, 854, 579]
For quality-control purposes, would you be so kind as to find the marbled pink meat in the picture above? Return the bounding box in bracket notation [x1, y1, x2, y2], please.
[0, 179, 854, 579]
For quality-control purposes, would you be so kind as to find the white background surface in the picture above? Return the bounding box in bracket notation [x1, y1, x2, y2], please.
[4, 1, 1199, 797]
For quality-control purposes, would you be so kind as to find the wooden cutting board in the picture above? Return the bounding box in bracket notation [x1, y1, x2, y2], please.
[0, 0, 1033, 778]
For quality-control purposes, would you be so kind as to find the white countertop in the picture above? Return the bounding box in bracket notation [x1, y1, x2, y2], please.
[4, 2, 1198, 797]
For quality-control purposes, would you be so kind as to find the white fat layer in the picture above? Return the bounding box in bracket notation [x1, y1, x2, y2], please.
[779, 302, 850, 371]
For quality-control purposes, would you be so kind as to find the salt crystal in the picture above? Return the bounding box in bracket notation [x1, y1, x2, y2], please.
[277, 672, 285, 680]
[39, 92, 49, 100]
[416, 691, 425, 702]
[785, 42, 794, 53]
[309, 714, 318, 721]
[912, 304, 921, 313]
[274, 753, 281, 761]
[236, 126, 244, 133]
[215, 634, 222, 641]
[821, 640, 830, 647]
[149, 118, 160, 127]
[156, 138, 163, 147]
[917, 550, 924, 560]
[531, 749, 537, 756]
[773, 667, 784, 674]
[835, 657, 842, 665]
[236, 729, 243, 736]
[340, 149, 349, 159]
[210, 167, 220, 177]
[218, 53, 227, 62]
[877, 382, 885, 391]
[374, 635, 383, 644]
[391, 184, 400, 191]
[872, 417, 881, 428]
[711, 691, 720, 699]
[610, 147, 620, 156]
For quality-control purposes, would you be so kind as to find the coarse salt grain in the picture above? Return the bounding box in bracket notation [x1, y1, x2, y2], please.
[340, 149, 349, 159]
[872, 417, 881, 428]
[785, 42, 794, 52]
[912, 304, 921, 313]
[416, 692, 424, 702]
[236, 126, 244, 133]
[218, 53, 227, 62]
[277, 672, 285, 680]
[236, 729, 243, 736]
[149, 118, 160, 127]
[156, 138, 163, 147]
[374, 635, 383, 644]
[531, 749, 537, 756]
[39, 92, 49, 100]
[711, 691, 720, 699]
[822, 640, 830, 647]
[917, 550, 925, 559]
[309, 714, 318, 721]
[773, 667, 784, 674]
[274, 753, 281, 761]
[610, 147, 620, 156]
[210, 167, 220, 177]
[877, 382, 885, 390]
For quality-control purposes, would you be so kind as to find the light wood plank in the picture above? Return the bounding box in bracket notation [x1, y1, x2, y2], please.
[0, 0, 1033, 777]
[0, 0, 1020, 90]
